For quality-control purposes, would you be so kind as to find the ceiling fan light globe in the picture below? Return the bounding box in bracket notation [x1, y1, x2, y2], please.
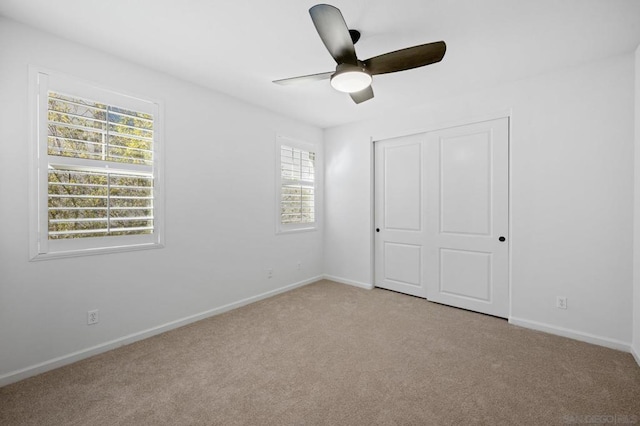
[330, 70, 372, 93]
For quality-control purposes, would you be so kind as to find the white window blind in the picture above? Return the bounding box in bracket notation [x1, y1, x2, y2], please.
[48, 91, 153, 166]
[31, 69, 163, 260]
[280, 144, 315, 227]
[48, 168, 154, 239]
[47, 92, 154, 240]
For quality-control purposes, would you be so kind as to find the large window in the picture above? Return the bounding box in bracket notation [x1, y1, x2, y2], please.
[30, 70, 163, 259]
[277, 136, 316, 233]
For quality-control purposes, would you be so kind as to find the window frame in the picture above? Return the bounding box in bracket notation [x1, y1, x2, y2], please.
[275, 135, 318, 234]
[29, 67, 165, 260]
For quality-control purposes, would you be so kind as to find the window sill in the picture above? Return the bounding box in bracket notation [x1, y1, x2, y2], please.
[30, 242, 164, 261]
[276, 225, 317, 235]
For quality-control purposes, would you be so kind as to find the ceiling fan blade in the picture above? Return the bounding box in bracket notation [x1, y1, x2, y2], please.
[349, 85, 374, 104]
[364, 41, 446, 75]
[273, 71, 333, 86]
[309, 4, 358, 66]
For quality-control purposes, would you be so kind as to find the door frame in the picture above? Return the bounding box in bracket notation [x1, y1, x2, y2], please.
[370, 110, 513, 318]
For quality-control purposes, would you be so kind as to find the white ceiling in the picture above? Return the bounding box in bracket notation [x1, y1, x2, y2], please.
[1, 0, 639, 128]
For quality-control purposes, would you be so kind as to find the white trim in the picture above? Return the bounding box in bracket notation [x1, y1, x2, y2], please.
[509, 316, 631, 352]
[632, 345, 640, 367]
[369, 136, 376, 290]
[30, 240, 164, 261]
[28, 67, 42, 259]
[28, 66, 165, 260]
[507, 114, 514, 320]
[323, 274, 374, 290]
[0, 276, 322, 387]
[370, 109, 514, 143]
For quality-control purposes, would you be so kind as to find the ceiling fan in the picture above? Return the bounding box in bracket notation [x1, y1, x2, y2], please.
[273, 4, 446, 104]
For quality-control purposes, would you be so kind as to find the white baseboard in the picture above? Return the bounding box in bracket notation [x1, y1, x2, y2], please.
[632, 345, 640, 367]
[509, 317, 631, 352]
[0, 276, 322, 388]
[323, 274, 374, 290]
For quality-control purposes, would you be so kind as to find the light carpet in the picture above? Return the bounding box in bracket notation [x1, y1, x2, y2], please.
[1, 280, 639, 425]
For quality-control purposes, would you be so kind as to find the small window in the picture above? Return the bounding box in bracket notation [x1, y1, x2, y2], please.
[30, 70, 164, 259]
[276, 136, 316, 233]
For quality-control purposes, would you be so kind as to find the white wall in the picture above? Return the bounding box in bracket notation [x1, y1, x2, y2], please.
[325, 54, 635, 348]
[633, 44, 640, 363]
[0, 18, 323, 384]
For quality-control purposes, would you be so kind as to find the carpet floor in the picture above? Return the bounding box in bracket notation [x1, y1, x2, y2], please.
[1, 280, 639, 425]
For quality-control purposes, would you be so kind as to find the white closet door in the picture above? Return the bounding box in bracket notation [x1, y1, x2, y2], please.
[425, 117, 509, 317]
[374, 118, 509, 318]
[374, 134, 427, 297]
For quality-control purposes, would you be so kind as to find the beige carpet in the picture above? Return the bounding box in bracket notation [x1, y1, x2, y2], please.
[1, 280, 639, 425]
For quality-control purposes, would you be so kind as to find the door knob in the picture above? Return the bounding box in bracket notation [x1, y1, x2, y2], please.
[499, 236, 506, 242]
[376, 228, 380, 232]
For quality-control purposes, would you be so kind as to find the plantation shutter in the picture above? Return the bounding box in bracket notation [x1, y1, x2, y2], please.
[280, 145, 315, 225]
[47, 91, 155, 240]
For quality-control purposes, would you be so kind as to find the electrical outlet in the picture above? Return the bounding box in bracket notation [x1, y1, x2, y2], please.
[267, 268, 273, 279]
[556, 297, 567, 310]
[87, 309, 99, 325]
